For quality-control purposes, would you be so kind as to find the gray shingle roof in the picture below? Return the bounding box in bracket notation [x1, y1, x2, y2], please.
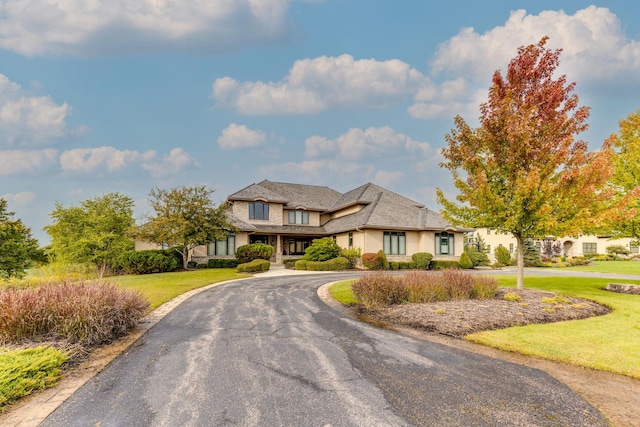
[228, 180, 342, 211]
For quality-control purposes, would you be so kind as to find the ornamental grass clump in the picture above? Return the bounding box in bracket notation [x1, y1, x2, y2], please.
[352, 270, 498, 310]
[0, 281, 149, 346]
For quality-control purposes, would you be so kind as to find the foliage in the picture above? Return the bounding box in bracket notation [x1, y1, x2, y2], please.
[45, 193, 135, 279]
[115, 249, 179, 274]
[606, 245, 630, 259]
[132, 186, 235, 270]
[302, 237, 340, 262]
[430, 260, 460, 270]
[304, 257, 350, 271]
[464, 246, 490, 267]
[605, 110, 640, 240]
[494, 245, 512, 266]
[294, 260, 308, 270]
[361, 253, 382, 270]
[541, 239, 563, 259]
[377, 250, 390, 269]
[0, 199, 39, 278]
[351, 270, 498, 309]
[523, 239, 542, 267]
[340, 247, 362, 268]
[411, 252, 433, 269]
[398, 261, 417, 269]
[236, 259, 270, 273]
[235, 243, 274, 263]
[458, 252, 473, 269]
[207, 258, 239, 268]
[284, 258, 303, 269]
[0, 281, 149, 346]
[0, 346, 68, 411]
[437, 38, 614, 289]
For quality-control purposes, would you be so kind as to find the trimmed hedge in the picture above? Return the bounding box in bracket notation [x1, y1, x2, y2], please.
[207, 258, 240, 268]
[237, 259, 270, 273]
[362, 253, 382, 270]
[235, 243, 274, 263]
[304, 257, 350, 271]
[411, 252, 433, 269]
[377, 250, 390, 270]
[398, 261, 416, 269]
[430, 260, 460, 270]
[284, 258, 303, 269]
[116, 250, 179, 274]
[294, 259, 308, 270]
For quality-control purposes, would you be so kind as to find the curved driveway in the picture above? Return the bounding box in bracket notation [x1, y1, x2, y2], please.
[42, 273, 608, 426]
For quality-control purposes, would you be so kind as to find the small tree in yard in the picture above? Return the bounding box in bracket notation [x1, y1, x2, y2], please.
[606, 245, 630, 259]
[0, 199, 39, 278]
[303, 237, 340, 262]
[494, 245, 512, 266]
[132, 186, 235, 270]
[437, 37, 614, 289]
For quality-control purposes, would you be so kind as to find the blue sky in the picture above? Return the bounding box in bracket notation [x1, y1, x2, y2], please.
[1, 1, 639, 245]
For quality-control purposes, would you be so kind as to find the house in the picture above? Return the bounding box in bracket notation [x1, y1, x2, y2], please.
[190, 180, 470, 265]
[472, 228, 639, 261]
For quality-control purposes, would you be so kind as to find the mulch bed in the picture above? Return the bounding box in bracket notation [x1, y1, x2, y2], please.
[361, 288, 611, 338]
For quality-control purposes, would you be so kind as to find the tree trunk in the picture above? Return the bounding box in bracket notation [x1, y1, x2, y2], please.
[514, 234, 525, 289]
[180, 247, 189, 270]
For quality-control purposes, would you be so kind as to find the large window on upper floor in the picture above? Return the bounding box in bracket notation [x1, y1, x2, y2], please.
[383, 231, 406, 255]
[435, 232, 454, 255]
[249, 202, 269, 220]
[288, 210, 309, 225]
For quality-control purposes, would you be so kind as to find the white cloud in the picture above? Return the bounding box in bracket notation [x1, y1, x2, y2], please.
[372, 171, 404, 187]
[212, 54, 429, 115]
[431, 6, 640, 84]
[0, 0, 291, 56]
[0, 74, 76, 146]
[258, 160, 371, 181]
[141, 147, 199, 178]
[60, 146, 156, 173]
[305, 126, 431, 160]
[1, 191, 36, 205]
[217, 123, 266, 150]
[0, 149, 58, 175]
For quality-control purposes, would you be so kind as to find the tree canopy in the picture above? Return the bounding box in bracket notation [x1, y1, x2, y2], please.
[45, 193, 135, 278]
[132, 185, 234, 269]
[0, 199, 39, 278]
[437, 37, 614, 289]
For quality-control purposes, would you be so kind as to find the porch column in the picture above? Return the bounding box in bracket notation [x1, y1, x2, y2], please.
[276, 235, 283, 265]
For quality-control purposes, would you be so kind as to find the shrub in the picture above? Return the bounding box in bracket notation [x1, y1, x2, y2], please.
[187, 260, 198, 269]
[494, 245, 512, 266]
[458, 252, 473, 269]
[305, 257, 351, 271]
[362, 253, 382, 270]
[0, 281, 149, 346]
[377, 250, 390, 270]
[607, 245, 630, 259]
[283, 258, 302, 269]
[235, 243, 274, 264]
[351, 272, 408, 308]
[206, 258, 239, 268]
[430, 260, 460, 270]
[236, 259, 270, 273]
[115, 250, 179, 275]
[397, 261, 416, 269]
[196, 263, 208, 269]
[464, 246, 490, 267]
[441, 269, 475, 299]
[472, 275, 499, 299]
[340, 247, 362, 268]
[389, 262, 399, 270]
[411, 252, 433, 269]
[302, 237, 340, 262]
[567, 256, 589, 267]
[294, 260, 308, 270]
[523, 239, 542, 267]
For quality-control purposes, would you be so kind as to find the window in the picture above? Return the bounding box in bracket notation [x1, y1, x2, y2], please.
[207, 234, 235, 256]
[384, 232, 406, 255]
[487, 229, 491, 235]
[288, 239, 310, 255]
[249, 202, 269, 220]
[435, 232, 454, 255]
[583, 242, 597, 254]
[509, 243, 514, 254]
[348, 232, 353, 249]
[486, 245, 491, 254]
[288, 210, 309, 224]
[631, 245, 639, 254]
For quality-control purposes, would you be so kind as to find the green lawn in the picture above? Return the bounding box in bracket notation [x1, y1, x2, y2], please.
[329, 276, 640, 378]
[559, 260, 640, 275]
[110, 269, 250, 309]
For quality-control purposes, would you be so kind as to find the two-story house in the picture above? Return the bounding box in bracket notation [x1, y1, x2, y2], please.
[189, 180, 469, 265]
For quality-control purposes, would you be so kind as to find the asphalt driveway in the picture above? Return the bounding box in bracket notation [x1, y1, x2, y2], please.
[41, 273, 609, 426]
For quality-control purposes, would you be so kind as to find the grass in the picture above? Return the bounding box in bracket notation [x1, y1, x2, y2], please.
[110, 268, 250, 310]
[0, 346, 68, 412]
[329, 275, 640, 378]
[560, 260, 640, 275]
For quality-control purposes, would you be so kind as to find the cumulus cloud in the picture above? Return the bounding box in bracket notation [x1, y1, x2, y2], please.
[0, 74, 76, 146]
[1, 191, 36, 205]
[372, 171, 405, 187]
[0, 0, 291, 56]
[141, 148, 199, 178]
[217, 123, 266, 150]
[212, 54, 429, 115]
[305, 126, 431, 160]
[431, 6, 640, 84]
[258, 159, 372, 182]
[0, 149, 58, 175]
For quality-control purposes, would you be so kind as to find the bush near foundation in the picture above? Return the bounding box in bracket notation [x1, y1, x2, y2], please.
[294, 260, 308, 270]
[207, 258, 239, 268]
[235, 244, 273, 264]
[116, 249, 179, 274]
[0, 281, 149, 346]
[236, 259, 270, 273]
[411, 252, 433, 269]
[430, 260, 460, 270]
[303, 238, 341, 262]
[304, 257, 351, 271]
[362, 253, 382, 270]
[377, 250, 390, 270]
